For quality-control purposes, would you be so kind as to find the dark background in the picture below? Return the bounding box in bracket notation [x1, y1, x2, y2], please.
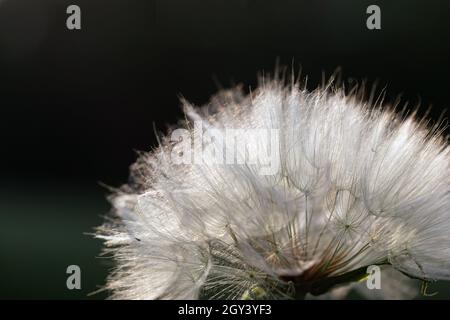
[1, 0, 449, 299]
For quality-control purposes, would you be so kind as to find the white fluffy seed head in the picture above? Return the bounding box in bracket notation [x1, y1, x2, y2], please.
[96, 74, 450, 299]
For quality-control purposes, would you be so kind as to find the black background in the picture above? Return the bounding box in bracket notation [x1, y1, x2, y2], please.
[1, 0, 449, 299]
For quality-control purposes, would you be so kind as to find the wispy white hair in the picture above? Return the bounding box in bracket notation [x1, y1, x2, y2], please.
[96, 72, 450, 299]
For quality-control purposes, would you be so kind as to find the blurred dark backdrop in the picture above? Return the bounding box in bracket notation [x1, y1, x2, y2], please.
[0, 0, 449, 299]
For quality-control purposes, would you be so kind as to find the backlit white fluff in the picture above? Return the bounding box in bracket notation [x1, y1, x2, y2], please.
[96, 75, 450, 299]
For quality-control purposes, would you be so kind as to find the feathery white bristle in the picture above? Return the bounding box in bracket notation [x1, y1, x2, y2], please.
[96, 75, 449, 299]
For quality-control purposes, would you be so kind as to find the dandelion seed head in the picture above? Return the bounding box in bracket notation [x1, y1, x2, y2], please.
[96, 72, 450, 299]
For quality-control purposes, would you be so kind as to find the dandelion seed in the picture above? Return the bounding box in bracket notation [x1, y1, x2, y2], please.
[96, 72, 450, 299]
